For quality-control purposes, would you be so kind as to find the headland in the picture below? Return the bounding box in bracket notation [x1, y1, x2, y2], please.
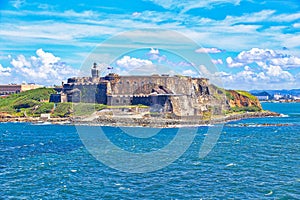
[0, 63, 281, 127]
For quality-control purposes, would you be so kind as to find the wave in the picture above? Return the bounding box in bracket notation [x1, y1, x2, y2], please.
[279, 114, 289, 117]
[226, 163, 236, 167]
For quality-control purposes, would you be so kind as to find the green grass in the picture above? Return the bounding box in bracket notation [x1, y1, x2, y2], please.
[229, 106, 261, 113]
[0, 88, 55, 115]
[52, 102, 73, 117]
[34, 102, 54, 114]
[73, 103, 107, 116]
[0, 88, 149, 118]
[236, 90, 258, 101]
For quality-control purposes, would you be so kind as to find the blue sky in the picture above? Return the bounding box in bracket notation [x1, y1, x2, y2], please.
[0, 0, 300, 90]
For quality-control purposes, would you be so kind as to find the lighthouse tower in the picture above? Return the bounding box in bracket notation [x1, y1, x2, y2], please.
[91, 62, 99, 79]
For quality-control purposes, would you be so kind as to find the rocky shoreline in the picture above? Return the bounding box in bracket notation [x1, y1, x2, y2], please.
[0, 111, 281, 127]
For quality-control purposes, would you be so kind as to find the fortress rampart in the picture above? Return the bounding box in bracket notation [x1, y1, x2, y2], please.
[50, 63, 225, 117]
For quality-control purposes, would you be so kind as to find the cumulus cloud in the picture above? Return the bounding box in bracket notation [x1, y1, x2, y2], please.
[0, 64, 12, 76]
[213, 63, 295, 89]
[146, 48, 193, 67]
[116, 56, 153, 69]
[182, 69, 197, 76]
[206, 47, 299, 89]
[149, 48, 159, 55]
[195, 47, 224, 54]
[8, 49, 78, 85]
[147, 48, 165, 62]
[132, 12, 142, 17]
[226, 48, 300, 68]
[212, 59, 223, 65]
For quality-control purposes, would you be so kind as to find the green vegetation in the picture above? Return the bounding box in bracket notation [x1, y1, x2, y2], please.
[230, 106, 261, 113]
[210, 85, 227, 101]
[73, 103, 107, 116]
[34, 102, 54, 114]
[0, 88, 55, 116]
[0, 87, 151, 118]
[0, 86, 261, 119]
[236, 90, 258, 101]
[202, 110, 212, 121]
[51, 103, 73, 117]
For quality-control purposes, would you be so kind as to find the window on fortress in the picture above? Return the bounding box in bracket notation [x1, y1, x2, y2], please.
[116, 99, 119, 103]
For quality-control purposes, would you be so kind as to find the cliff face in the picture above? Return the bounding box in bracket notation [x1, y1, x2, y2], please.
[226, 90, 262, 111]
[207, 85, 263, 115]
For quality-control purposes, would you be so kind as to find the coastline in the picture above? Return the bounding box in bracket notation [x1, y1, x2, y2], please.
[0, 111, 281, 128]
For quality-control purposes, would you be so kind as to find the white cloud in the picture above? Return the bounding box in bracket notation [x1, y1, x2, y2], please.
[146, 0, 241, 13]
[182, 69, 197, 76]
[146, 48, 193, 67]
[116, 56, 153, 69]
[195, 47, 223, 54]
[11, 0, 25, 9]
[226, 48, 300, 68]
[213, 63, 296, 89]
[132, 12, 142, 17]
[1, 8, 300, 56]
[293, 23, 300, 28]
[212, 59, 223, 65]
[4, 9, 99, 19]
[9, 49, 78, 85]
[0, 64, 12, 76]
[226, 57, 244, 67]
[149, 48, 159, 54]
[219, 47, 299, 88]
[270, 12, 300, 23]
[265, 65, 294, 81]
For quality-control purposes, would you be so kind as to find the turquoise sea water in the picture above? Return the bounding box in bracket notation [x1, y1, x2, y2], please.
[1, 103, 299, 199]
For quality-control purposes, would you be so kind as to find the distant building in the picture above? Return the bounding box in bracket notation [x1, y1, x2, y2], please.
[256, 95, 269, 101]
[273, 94, 283, 100]
[293, 96, 300, 100]
[252, 91, 271, 101]
[0, 83, 42, 95]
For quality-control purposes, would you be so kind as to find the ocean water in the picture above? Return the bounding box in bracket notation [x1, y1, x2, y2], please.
[1, 103, 299, 199]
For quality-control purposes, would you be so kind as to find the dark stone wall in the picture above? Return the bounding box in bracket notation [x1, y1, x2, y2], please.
[59, 74, 213, 117]
[96, 83, 108, 104]
[49, 94, 61, 103]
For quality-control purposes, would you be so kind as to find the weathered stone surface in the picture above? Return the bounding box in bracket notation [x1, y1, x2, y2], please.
[56, 66, 262, 118]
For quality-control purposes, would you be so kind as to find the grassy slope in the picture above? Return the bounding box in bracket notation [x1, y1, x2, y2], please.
[0, 87, 261, 118]
[0, 88, 148, 117]
[0, 88, 55, 116]
[236, 90, 258, 101]
[227, 90, 262, 113]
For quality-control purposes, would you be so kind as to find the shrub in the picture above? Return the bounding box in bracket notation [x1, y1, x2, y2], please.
[52, 103, 73, 117]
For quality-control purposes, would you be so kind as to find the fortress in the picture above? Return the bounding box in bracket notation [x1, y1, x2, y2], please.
[51, 63, 227, 117]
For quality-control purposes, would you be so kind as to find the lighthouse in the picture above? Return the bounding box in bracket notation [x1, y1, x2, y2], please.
[91, 62, 99, 79]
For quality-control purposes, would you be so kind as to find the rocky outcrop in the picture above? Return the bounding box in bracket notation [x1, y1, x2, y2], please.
[226, 90, 262, 111]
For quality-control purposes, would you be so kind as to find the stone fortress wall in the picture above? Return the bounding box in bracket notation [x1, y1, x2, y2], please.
[51, 63, 226, 117]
